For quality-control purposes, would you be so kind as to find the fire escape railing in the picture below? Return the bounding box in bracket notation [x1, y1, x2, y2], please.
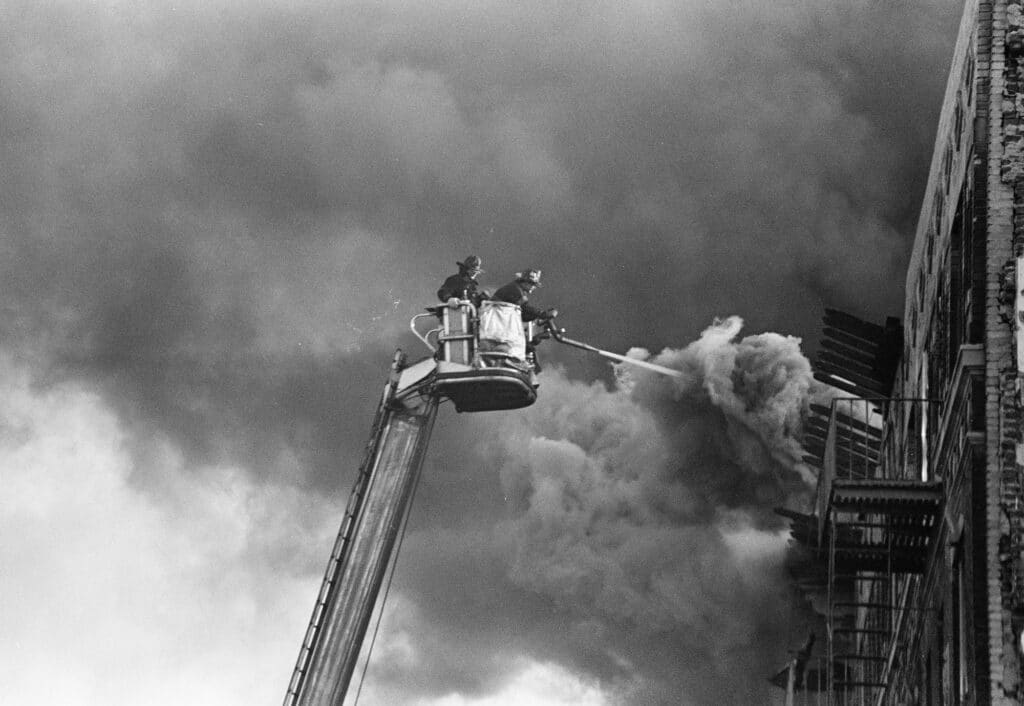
[873, 344, 984, 705]
[811, 344, 984, 705]
[817, 397, 941, 706]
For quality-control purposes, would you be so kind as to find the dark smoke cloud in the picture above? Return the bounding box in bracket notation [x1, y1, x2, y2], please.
[502, 318, 815, 703]
[0, 0, 960, 703]
[360, 319, 819, 705]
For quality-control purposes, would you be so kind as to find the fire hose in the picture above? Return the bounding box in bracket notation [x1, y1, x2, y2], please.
[540, 320, 682, 378]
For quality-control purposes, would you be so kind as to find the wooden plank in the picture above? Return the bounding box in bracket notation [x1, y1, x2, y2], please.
[804, 424, 828, 440]
[823, 326, 882, 352]
[832, 449, 880, 471]
[815, 368, 864, 397]
[832, 414, 884, 439]
[803, 435, 826, 450]
[804, 417, 831, 434]
[813, 371, 873, 398]
[817, 349, 881, 379]
[803, 440, 826, 458]
[824, 309, 885, 340]
[807, 419, 831, 434]
[809, 404, 884, 438]
[820, 337, 880, 369]
[802, 434, 825, 447]
[815, 361, 890, 395]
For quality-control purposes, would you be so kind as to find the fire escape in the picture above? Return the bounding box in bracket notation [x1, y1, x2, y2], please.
[816, 395, 942, 703]
[779, 310, 951, 705]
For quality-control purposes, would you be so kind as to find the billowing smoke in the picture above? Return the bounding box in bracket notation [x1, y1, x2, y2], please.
[360, 318, 819, 705]
[0, 318, 821, 705]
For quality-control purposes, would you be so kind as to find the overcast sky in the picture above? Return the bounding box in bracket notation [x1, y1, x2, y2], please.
[0, 1, 961, 705]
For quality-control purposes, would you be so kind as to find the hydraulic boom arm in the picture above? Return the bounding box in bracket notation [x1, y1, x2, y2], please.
[284, 352, 438, 706]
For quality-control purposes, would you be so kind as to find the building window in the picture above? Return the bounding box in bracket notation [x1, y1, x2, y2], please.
[951, 539, 969, 702]
[920, 357, 930, 481]
[964, 50, 975, 107]
[955, 94, 965, 152]
[907, 406, 924, 481]
[950, 163, 983, 344]
[949, 200, 964, 369]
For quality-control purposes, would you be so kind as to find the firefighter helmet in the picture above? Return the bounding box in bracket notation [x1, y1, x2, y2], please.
[516, 269, 542, 287]
[457, 255, 484, 274]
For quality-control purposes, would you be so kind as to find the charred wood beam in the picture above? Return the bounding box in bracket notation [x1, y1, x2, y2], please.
[809, 404, 884, 438]
[820, 338, 880, 369]
[813, 372, 879, 399]
[817, 350, 882, 381]
[814, 362, 890, 395]
[822, 326, 882, 352]
[802, 454, 823, 468]
[803, 429, 828, 446]
[803, 439, 826, 458]
[824, 309, 886, 340]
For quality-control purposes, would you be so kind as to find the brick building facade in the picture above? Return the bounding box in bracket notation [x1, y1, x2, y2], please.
[780, 2, 1024, 703]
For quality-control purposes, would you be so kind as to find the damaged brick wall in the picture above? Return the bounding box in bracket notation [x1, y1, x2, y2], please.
[1000, 2, 1024, 698]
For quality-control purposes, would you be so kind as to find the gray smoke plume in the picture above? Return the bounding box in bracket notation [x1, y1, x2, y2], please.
[365, 317, 820, 705]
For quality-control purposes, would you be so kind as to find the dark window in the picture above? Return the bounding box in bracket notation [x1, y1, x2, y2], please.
[951, 161, 984, 344]
[964, 50, 976, 107]
[952, 541, 969, 702]
[955, 95, 965, 152]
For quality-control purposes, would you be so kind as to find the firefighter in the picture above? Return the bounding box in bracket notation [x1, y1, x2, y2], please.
[437, 255, 487, 305]
[492, 269, 557, 372]
[491, 269, 556, 322]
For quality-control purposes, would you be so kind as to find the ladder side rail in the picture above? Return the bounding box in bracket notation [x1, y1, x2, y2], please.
[296, 396, 440, 706]
[283, 371, 400, 706]
[349, 400, 439, 703]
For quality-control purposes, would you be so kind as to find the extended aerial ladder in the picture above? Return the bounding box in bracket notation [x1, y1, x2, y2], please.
[283, 300, 681, 706]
